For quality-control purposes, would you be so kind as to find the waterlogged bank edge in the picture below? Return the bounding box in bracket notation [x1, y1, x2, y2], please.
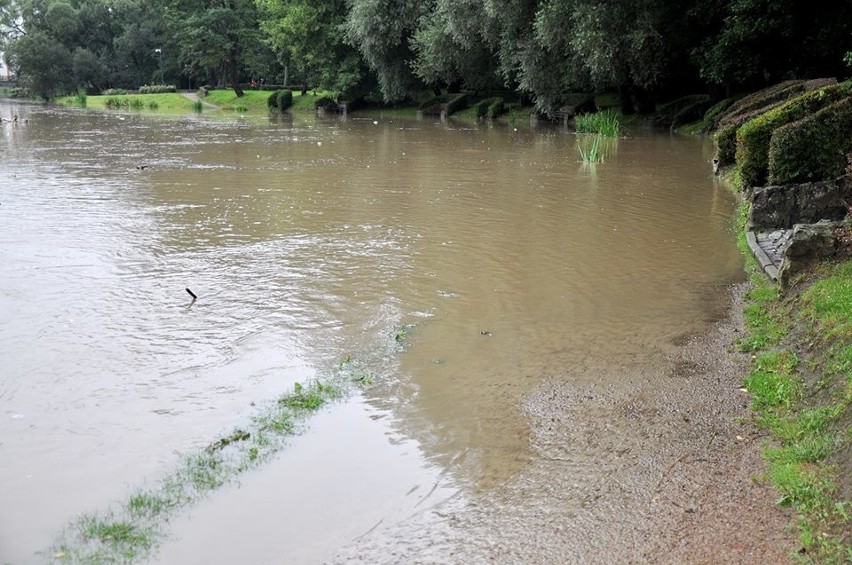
[44, 326, 413, 565]
[731, 188, 852, 561]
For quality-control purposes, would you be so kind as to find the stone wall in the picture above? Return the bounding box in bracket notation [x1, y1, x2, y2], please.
[749, 174, 852, 230]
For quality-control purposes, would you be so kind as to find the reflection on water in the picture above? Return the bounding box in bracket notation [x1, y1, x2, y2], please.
[0, 101, 741, 562]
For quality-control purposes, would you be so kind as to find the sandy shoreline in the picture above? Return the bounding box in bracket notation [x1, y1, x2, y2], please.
[330, 283, 797, 563]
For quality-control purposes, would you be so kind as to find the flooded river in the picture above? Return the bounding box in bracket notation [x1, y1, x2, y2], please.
[0, 101, 743, 563]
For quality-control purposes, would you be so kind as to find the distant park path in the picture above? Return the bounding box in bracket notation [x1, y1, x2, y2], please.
[179, 91, 219, 109]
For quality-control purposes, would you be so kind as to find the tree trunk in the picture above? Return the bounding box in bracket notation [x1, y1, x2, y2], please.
[283, 64, 289, 88]
[228, 52, 243, 97]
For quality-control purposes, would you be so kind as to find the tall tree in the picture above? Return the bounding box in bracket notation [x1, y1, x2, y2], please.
[344, 0, 431, 101]
[695, 0, 852, 90]
[258, 0, 364, 96]
[165, 0, 263, 95]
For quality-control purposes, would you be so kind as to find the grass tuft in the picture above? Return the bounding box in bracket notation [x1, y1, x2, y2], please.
[575, 109, 621, 137]
[48, 326, 414, 563]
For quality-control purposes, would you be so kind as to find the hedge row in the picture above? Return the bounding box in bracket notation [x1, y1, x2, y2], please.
[445, 93, 469, 116]
[138, 84, 176, 94]
[487, 98, 505, 119]
[267, 89, 293, 111]
[314, 96, 337, 110]
[715, 95, 817, 169]
[769, 95, 852, 185]
[736, 83, 852, 188]
[472, 97, 498, 118]
[101, 88, 128, 96]
[718, 80, 806, 127]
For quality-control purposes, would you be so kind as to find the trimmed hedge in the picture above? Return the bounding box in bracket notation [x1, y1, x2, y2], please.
[472, 98, 495, 118]
[267, 89, 294, 111]
[445, 93, 469, 116]
[718, 80, 805, 127]
[672, 97, 712, 128]
[768, 95, 852, 185]
[277, 89, 293, 111]
[702, 97, 739, 132]
[314, 96, 337, 109]
[487, 98, 506, 119]
[736, 83, 852, 188]
[418, 94, 448, 111]
[138, 84, 176, 94]
[715, 124, 740, 167]
[267, 90, 279, 110]
[101, 88, 128, 96]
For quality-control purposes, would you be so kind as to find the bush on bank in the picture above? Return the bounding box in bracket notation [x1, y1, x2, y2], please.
[138, 84, 176, 94]
[768, 95, 852, 186]
[736, 83, 852, 189]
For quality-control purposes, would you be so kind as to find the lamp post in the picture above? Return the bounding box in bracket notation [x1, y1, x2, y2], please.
[154, 48, 163, 85]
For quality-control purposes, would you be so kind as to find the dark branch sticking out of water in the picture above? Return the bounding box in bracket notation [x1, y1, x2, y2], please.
[45, 325, 413, 564]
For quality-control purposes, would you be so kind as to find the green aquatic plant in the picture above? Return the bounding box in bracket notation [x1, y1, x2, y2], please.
[74, 89, 86, 107]
[577, 134, 603, 162]
[575, 109, 621, 137]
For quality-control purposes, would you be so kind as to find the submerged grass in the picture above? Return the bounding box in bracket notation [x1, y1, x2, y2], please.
[576, 134, 618, 163]
[49, 326, 413, 564]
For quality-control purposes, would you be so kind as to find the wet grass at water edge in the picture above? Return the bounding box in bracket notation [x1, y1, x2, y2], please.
[46, 326, 412, 564]
[734, 202, 851, 562]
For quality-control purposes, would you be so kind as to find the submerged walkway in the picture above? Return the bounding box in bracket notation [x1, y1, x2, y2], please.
[747, 228, 793, 280]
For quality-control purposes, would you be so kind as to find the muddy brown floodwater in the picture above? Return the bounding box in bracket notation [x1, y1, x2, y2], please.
[0, 102, 792, 564]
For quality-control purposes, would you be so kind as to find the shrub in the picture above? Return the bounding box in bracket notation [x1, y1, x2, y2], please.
[138, 84, 176, 94]
[472, 97, 498, 118]
[670, 96, 712, 129]
[768, 95, 852, 185]
[715, 123, 740, 168]
[129, 98, 144, 109]
[314, 96, 337, 110]
[718, 80, 806, 126]
[267, 90, 280, 110]
[445, 93, 470, 116]
[105, 96, 128, 108]
[703, 97, 739, 132]
[101, 88, 128, 96]
[418, 95, 445, 111]
[277, 89, 293, 111]
[148, 101, 159, 110]
[3, 87, 30, 99]
[736, 83, 852, 188]
[487, 98, 506, 119]
[192, 100, 203, 112]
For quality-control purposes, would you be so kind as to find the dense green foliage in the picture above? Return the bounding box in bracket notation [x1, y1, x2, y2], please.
[2, 0, 851, 108]
[275, 88, 292, 110]
[736, 83, 852, 188]
[768, 95, 852, 185]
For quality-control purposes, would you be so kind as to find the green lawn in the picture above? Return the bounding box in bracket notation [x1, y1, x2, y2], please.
[56, 92, 199, 113]
[55, 89, 333, 116]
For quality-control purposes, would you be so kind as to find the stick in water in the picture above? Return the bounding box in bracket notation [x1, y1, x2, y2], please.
[186, 288, 197, 300]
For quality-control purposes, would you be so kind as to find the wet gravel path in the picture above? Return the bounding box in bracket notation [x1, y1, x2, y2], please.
[331, 284, 796, 563]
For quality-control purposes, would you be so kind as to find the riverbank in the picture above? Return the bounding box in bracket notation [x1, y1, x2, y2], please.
[709, 77, 852, 561]
[733, 205, 852, 562]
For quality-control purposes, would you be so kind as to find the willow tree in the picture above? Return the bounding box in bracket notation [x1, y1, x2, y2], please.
[344, 0, 431, 101]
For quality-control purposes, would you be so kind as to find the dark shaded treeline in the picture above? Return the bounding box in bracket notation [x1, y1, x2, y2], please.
[1, 0, 850, 114]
